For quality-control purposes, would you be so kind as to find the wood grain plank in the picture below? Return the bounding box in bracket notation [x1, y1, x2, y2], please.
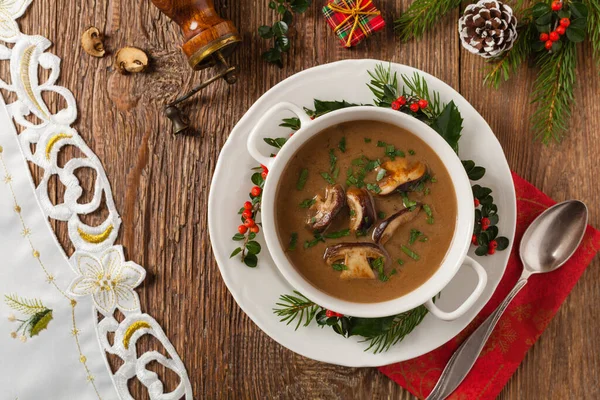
[3, 0, 597, 399]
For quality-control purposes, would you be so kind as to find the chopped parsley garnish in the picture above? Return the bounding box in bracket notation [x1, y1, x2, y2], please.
[351, 157, 365, 166]
[370, 257, 396, 282]
[320, 172, 335, 185]
[366, 183, 382, 194]
[296, 168, 308, 190]
[332, 263, 349, 271]
[299, 198, 316, 208]
[409, 229, 428, 245]
[364, 138, 372, 143]
[408, 149, 416, 155]
[338, 136, 346, 153]
[355, 229, 368, 237]
[288, 232, 298, 250]
[377, 211, 386, 219]
[365, 158, 381, 171]
[397, 259, 405, 265]
[376, 140, 387, 147]
[349, 209, 356, 217]
[423, 204, 434, 224]
[401, 193, 418, 211]
[332, 166, 340, 179]
[304, 234, 325, 249]
[383, 144, 405, 160]
[431, 177, 438, 183]
[324, 229, 350, 239]
[401, 245, 420, 260]
[329, 149, 337, 173]
[424, 187, 431, 195]
[376, 168, 387, 182]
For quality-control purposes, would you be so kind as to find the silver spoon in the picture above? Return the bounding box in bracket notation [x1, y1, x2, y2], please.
[426, 200, 588, 400]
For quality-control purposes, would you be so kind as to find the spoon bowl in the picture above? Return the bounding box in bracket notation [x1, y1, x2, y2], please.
[520, 200, 588, 276]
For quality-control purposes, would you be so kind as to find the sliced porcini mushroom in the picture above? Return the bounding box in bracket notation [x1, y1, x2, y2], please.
[306, 184, 346, 232]
[115, 47, 149, 74]
[375, 159, 427, 195]
[347, 187, 376, 232]
[324, 243, 388, 280]
[81, 27, 105, 58]
[372, 205, 422, 244]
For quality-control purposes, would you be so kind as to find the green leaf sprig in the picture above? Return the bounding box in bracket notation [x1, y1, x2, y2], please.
[259, 0, 312, 67]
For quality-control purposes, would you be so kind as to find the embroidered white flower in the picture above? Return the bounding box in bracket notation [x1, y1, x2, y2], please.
[68, 246, 146, 315]
[0, 0, 32, 41]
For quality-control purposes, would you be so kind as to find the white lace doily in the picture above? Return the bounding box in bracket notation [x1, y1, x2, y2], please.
[0, 1, 192, 398]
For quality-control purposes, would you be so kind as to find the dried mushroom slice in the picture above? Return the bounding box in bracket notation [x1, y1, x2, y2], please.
[374, 159, 427, 195]
[323, 243, 388, 280]
[306, 184, 346, 232]
[347, 188, 376, 232]
[372, 205, 422, 244]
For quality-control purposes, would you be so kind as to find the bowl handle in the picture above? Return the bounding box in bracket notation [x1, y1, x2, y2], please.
[425, 256, 488, 321]
[247, 102, 312, 169]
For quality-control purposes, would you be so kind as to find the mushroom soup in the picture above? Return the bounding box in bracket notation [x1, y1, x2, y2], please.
[275, 120, 457, 303]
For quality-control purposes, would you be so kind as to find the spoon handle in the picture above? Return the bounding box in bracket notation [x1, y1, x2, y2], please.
[426, 278, 529, 400]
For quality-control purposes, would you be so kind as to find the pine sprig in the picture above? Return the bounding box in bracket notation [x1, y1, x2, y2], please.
[484, 23, 535, 89]
[4, 294, 46, 316]
[530, 42, 577, 144]
[401, 72, 442, 117]
[395, 0, 463, 42]
[585, 0, 600, 66]
[273, 291, 321, 330]
[367, 63, 399, 106]
[360, 305, 429, 353]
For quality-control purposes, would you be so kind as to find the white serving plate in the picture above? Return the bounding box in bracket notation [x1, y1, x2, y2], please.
[208, 60, 516, 367]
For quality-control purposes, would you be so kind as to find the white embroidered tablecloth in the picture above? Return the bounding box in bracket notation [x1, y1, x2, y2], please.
[0, 1, 191, 399]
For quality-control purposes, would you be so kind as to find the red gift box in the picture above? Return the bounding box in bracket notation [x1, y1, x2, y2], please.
[322, 0, 385, 48]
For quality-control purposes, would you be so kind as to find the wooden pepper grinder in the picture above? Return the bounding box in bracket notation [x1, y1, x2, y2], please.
[150, 0, 242, 134]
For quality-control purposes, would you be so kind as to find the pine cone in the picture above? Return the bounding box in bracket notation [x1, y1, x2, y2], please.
[458, 0, 517, 59]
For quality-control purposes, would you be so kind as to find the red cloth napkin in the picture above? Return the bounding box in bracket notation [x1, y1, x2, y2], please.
[379, 172, 600, 399]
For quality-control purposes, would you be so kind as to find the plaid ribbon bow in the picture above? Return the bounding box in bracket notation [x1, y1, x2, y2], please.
[323, 0, 385, 48]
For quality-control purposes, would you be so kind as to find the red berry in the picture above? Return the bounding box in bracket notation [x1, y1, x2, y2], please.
[261, 171, 268, 179]
[325, 310, 335, 318]
[243, 218, 255, 228]
[250, 225, 260, 233]
[238, 225, 248, 234]
[545, 40, 554, 50]
[244, 201, 253, 210]
[481, 217, 491, 230]
[261, 164, 269, 173]
[397, 96, 407, 105]
[391, 100, 401, 111]
[540, 33, 549, 42]
[242, 210, 252, 219]
[474, 198, 480, 207]
[560, 18, 570, 27]
[472, 234, 478, 245]
[556, 26, 566, 35]
[418, 99, 428, 109]
[409, 103, 420, 112]
[488, 247, 496, 255]
[489, 240, 498, 249]
[251, 186, 262, 197]
[551, 1, 562, 11]
[549, 31, 560, 42]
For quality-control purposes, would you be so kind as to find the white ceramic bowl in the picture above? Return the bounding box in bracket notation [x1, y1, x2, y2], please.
[247, 102, 487, 320]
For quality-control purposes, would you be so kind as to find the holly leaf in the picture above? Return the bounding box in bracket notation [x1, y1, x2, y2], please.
[290, 0, 311, 13]
[304, 99, 359, 118]
[347, 315, 396, 337]
[280, 117, 301, 130]
[29, 309, 53, 337]
[566, 26, 586, 43]
[264, 137, 288, 149]
[496, 236, 509, 251]
[244, 253, 258, 268]
[431, 101, 463, 153]
[532, 3, 551, 18]
[262, 48, 282, 67]
[246, 241, 261, 255]
[272, 21, 289, 37]
[475, 246, 489, 256]
[570, 2, 589, 19]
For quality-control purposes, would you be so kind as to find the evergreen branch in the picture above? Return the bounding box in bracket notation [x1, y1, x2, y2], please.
[273, 291, 322, 330]
[585, 0, 600, 66]
[401, 72, 442, 116]
[4, 294, 47, 316]
[484, 22, 535, 89]
[360, 305, 429, 354]
[530, 43, 577, 144]
[395, 0, 463, 42]
[367, 63, 399, 106]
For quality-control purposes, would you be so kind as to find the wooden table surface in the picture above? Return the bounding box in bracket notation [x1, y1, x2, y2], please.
[13, 1, 599, 399]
